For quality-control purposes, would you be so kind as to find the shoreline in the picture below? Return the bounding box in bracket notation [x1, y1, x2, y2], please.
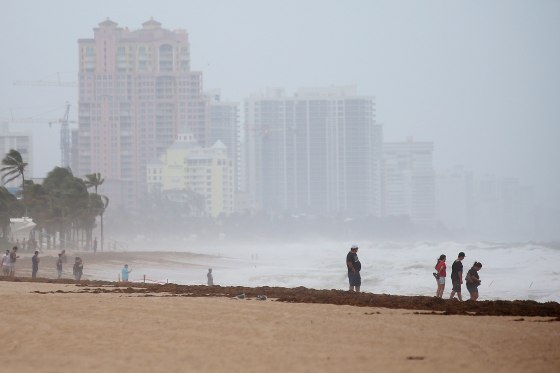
[2, 276, 559, 317]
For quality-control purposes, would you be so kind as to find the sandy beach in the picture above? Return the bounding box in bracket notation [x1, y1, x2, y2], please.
[1, 277, 559, 373]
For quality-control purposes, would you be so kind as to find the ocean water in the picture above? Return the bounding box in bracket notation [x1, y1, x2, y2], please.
[86, 240, 560, 303]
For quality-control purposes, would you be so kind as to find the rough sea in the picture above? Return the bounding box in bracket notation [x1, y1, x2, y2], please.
[85, 240, 560, 303]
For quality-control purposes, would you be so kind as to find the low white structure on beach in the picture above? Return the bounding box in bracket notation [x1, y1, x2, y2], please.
[9, 217, 36, 242]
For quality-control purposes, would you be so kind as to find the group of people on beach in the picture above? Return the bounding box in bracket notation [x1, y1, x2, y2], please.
[346, 245, 484, 301]
[433, 251, 483, 301]
[2, 246, 85, 282]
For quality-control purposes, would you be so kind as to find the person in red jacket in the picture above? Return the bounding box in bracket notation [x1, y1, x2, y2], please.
[434, 254, 447, 298]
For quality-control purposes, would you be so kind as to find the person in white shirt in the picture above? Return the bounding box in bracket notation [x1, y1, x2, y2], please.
[2, 250, 11, 276]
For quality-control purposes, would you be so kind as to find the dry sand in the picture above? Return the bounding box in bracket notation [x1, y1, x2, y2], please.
[1, 280, 559, 373]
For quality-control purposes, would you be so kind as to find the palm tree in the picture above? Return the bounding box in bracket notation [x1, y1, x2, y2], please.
[99, 195, 109, 251]
[1, 149, 28, 201]
[84, 173, 104, 194]
[0, 186, 22, 238]
[84, 173, 107, 250]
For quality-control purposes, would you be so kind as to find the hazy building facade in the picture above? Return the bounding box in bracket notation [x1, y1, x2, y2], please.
[77, 19, 207, 208]
[0, 122, 33, 189]
[382, 138, 435, 225]
[147, 134, 234, 217]
[436, 166, 474, 233]
[206, 90, 241, 192]
[245, 86, 382, 217]
[472, 174, 536, 240]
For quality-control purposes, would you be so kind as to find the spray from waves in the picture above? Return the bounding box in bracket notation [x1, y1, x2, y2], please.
[84, 240, 560, 303]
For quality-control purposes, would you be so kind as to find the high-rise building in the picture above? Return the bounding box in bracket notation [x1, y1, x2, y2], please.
[436, 166, 474, 233]
[382, 138, 435, 225]
[245, 86, 382, 217]
[77, 19, 207, 208]
[0, 122, 33, 189]
[147, 133, 234, 217]
[206, 90, 241, 192]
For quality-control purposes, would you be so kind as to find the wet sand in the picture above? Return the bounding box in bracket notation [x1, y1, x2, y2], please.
[1, 278, 559, 373]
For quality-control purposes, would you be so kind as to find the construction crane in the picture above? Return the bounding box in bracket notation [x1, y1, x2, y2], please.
[13, 72, 77, 87]
[56, 102, 72, 168]
[0, 103, 77, 168]
[10, 73, 77, 167]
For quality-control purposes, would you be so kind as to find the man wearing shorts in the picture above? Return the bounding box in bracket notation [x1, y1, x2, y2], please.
[346, 244, 362, 293]
[449, 251, 465, 301]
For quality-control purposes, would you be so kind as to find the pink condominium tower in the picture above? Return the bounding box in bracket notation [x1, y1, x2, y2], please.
[77, 19, 207, 208]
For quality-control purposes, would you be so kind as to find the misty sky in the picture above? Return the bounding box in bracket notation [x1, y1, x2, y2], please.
[1, 0, 559, 208]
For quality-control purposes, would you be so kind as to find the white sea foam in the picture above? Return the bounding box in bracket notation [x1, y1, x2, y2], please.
[85, 240, 560, 303]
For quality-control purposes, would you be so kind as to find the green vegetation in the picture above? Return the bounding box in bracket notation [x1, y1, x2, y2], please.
[0, 149, 108, 250]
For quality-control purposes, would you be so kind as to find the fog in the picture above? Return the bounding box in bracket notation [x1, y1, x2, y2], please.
[1, 0, 559, 242]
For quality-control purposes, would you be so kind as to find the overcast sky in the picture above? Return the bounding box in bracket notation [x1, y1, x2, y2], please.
[1, 0, 559, 208]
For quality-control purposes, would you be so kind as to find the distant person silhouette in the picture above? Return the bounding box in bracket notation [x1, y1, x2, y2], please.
[121, 264, 132, 282]
[207, 268, 213, 286]
[466, 262, 483, 301]
[449, 252, 466, 301]
[31, 251, 40, 279]
[434, 254, 447, 298]
[73, 257, 83, 281]
[2, 250, 11, 276]
[346, 244, 361, 292]
[56, 253, 63, 279]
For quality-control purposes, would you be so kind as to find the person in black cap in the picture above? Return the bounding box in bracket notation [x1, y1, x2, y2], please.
[346, 244, 361, 292]
[449, 252, 466, 300]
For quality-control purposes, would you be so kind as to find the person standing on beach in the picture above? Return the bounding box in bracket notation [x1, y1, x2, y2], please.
[434, 254, 446, 298]
[121, 264, 131, 282]
[93, 237, 97, 254]
[465, 262, 483, 301]
[31, 251, 40, 279]
[73, 257, 83, 281]
[2, 250, 11, 276]
[60, 250, 67, 264]
[207, 268, 213, 286]
[346, 244, 361, 292]
[9, 247, 19, 277]
[56, 253, 63, 279]
[449, 252, 465, 301]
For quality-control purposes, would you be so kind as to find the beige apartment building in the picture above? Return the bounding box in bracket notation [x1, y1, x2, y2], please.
[147, 134, 234, 218]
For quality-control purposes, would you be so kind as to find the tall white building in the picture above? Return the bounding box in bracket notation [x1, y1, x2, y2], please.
[245, 86, 382, 217]
[382, 138, 435, 225]
[0, 122, 33, 189]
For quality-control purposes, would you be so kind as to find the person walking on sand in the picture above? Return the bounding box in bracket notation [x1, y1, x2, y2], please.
[346, 244, 361, 293]
[73, 257, 83, 281]
[92, 237, 97, 254]
[9, 247, 19, 277]
[465, 262, 483, 301]
[31, 251, 40, 279]
[434, 254, 447, 298]
[56, 253, 63, 279]
[207, 268, 213, 286]
[449, 252, 466, 301]
[121, 264, 132, 282]
[2, 250, 11, 276]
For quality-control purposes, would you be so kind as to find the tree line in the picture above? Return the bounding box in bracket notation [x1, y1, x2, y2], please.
[0, 149, 108, 250]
